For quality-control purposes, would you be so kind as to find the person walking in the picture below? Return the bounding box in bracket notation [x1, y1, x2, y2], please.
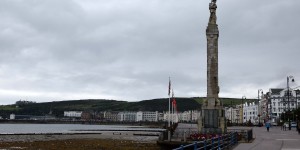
[297, 121, 300, 134]
[266, 122, 271, 132]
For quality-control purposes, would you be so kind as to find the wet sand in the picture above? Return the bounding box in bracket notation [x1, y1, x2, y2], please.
[0, 131, 161, 150]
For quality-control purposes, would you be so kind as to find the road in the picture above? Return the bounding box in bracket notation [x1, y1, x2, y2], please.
[234, 126, 300, 150]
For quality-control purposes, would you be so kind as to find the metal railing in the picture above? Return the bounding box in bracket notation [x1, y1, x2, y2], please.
[227, 128, 253, 142]
[173, 132, 238, 150]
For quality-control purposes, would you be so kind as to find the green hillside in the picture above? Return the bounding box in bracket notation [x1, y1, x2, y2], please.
[0, 97, 256, 118]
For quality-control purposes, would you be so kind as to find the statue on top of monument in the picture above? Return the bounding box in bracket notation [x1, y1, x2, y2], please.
[209, 0, 217, 24]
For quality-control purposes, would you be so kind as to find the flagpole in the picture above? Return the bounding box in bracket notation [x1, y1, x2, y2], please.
[171, 101, 173, 125]
[168, 77, 171, 141]
[171, 94, 173, 125]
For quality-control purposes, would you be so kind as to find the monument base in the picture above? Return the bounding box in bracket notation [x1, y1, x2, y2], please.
[198, 98, 226, 134]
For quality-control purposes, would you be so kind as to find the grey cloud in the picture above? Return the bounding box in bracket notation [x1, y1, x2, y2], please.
[0, 0, 299, 104]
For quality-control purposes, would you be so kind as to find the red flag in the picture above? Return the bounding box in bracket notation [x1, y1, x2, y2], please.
[172, 99, 176, 106]
[172, 98, 178, 112]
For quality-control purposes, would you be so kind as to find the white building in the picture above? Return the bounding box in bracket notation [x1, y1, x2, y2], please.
[163, 111, 179, 123]
[191, 110, 200, 122]
[135, 111, 159, 122]
[267, 88, 300, 124]
[64, 111, 82, 118]
[165, 110, 200, 122]
[136, 111, 143, 121]
[117, 112, 136, 122]
[158, 112, 164, 121]
[10, 114, 15, 120]
[225, 107, 239, 123]
[142, 111, 159, 122]
[243, 102, 258, 124]
[178, 111, 192, 122]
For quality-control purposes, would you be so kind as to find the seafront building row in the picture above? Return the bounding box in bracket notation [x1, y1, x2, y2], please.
[225, 88, 300, 125]
[9, 88, 300, 125]
[10, 110, 201, 123]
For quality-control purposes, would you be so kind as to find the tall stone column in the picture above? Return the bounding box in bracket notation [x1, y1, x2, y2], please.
[198, 0, 226, 134]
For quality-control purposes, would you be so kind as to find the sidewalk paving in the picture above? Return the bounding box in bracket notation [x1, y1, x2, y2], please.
[234, 126, 300, 150]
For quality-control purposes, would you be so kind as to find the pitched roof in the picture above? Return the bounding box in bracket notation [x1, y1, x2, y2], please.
[270, 88, 284, 95]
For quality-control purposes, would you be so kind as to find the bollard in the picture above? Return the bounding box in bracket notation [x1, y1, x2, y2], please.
[218, 136, 220, 149]
[204, 140, 207, 150]
[184, 131, 186, 142]
[221, 135, 224, 148]
[212, 138, 214, 150]
[230, 133, 233, 146]
[193, 142, 197, 150]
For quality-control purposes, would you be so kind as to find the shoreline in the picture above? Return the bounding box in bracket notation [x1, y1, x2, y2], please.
[0, 120, 167, 128]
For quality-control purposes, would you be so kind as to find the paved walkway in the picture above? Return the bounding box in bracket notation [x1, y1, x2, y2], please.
[234, 126, 300, 150]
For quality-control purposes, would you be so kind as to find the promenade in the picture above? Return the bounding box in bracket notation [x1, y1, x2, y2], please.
[234, 126, 300, 150]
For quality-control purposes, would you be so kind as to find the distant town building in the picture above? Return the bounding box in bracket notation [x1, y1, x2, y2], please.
[103, 111, 118, 121]
[177, 110, 200, 122]
[81, 111, 92, 121]
[163, 111, 178, 123]
[178, 111, 192, 122]
[117, 112, 136, 122]
[9, 114, 55, 120]
[191, 110, 200, 122]
[10, 114, 15, 120]
[64, 111, 82, 118]
[136, 111, 143, 121]
[225, 107, 239, 124]
[140, 111, 159, 122]
[266, 88, 300, 125]
[158, 112, 164, 121]
[243, 102, 258, 124]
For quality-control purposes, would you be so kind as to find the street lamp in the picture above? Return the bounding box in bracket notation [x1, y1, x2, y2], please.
[295, 89, 300, 110]
[287, 75, 295, 130]
[231, 100, 233, 125]
[242, 96, 246, 124]
[266, 92, 271, 122]
[258, 89, 263, 126]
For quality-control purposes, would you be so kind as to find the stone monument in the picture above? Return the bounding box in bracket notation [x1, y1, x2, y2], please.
[198, 0, 226, 134]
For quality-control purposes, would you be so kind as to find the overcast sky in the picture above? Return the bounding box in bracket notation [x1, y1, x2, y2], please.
[0, 0, 299, 105]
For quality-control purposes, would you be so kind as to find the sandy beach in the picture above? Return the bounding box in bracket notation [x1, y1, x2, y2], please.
[0, 131, 162, 150]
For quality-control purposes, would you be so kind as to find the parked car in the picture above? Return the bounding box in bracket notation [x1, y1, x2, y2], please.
[284, 122, 289, 128]
[291, 122, 297, 128]
[271, 122, 278, 126]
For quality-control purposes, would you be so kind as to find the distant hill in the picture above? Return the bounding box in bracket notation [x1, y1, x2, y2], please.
[0, 97, 256, 118]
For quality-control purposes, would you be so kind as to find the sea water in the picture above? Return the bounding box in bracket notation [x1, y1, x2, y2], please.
[0, 124, 164, 134]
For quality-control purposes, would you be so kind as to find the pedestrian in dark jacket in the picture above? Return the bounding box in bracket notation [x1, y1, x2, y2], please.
[297, 121, 300, 134]
[265, 122, 271, 132]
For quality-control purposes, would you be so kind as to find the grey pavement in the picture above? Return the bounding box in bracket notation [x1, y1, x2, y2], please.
[234, 126, 300, 150]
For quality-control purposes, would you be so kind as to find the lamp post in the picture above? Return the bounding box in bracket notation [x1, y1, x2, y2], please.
[266, 92, 271, 122]
[258, 89, 263, 126]
[287, 75, 295, 130]
[242, 96, 246, 124]
[268, 92, 273, 123]
[231, 100, 233, 125]
[296, 89, 300, 110]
